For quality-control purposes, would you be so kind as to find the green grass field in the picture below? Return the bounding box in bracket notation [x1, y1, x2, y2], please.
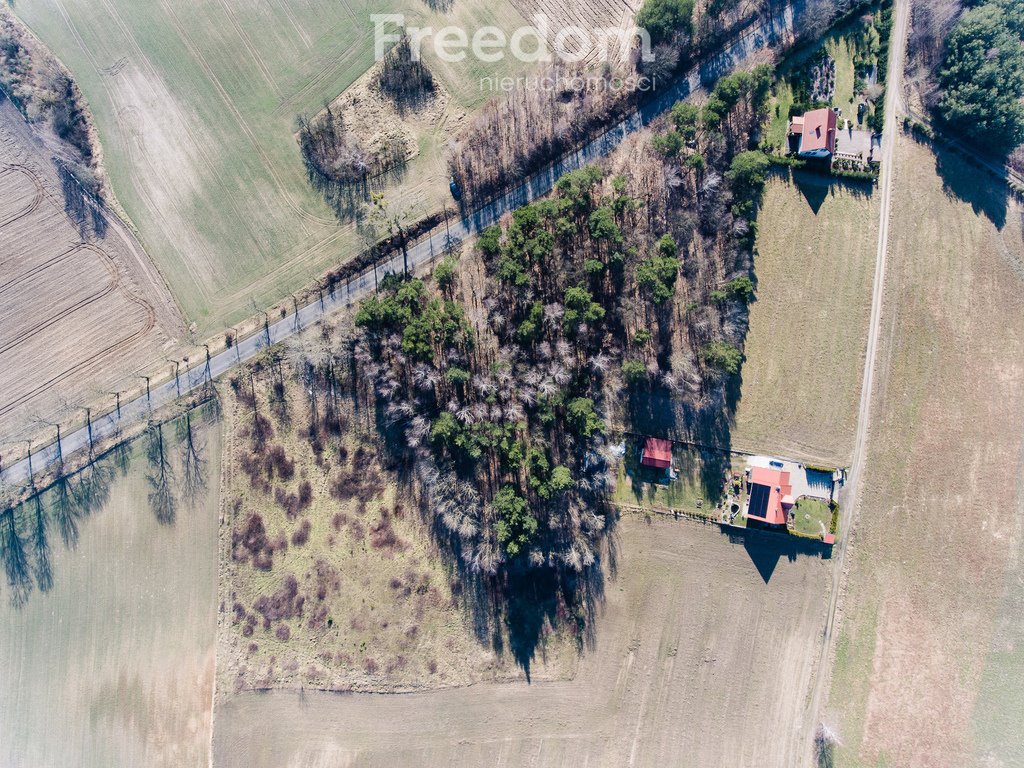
[790, 497, 830, 538]
[731, 172, 878, 466]
[14, 0, 529, 332]
[613, 442, 733, 517]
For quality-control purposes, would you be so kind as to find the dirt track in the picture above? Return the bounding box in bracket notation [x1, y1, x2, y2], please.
[214, 517, 831, 768]
[0, 99, 180, 445]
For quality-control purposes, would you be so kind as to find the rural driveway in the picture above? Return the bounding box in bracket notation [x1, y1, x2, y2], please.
[1, 2, 802, 488]
[803, 0, 910, 753]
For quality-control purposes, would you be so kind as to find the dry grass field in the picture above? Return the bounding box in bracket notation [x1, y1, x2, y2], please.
[825, 133, 1024, 768]
[11, 0, 538, 331]
[213, 516, 832, 768]
[0, 100, 179, 445]
[0, 419, 221, 768]
[731, 171, 879, 466]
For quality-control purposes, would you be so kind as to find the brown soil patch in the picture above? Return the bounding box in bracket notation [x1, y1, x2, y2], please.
[0, 100, 181, 445]
[509, 0, 642, 63]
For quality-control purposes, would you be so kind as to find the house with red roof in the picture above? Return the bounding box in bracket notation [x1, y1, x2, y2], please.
[640, 438, 673, 470]
[745, 465, 795, 527]
[789, 107, 837, 160]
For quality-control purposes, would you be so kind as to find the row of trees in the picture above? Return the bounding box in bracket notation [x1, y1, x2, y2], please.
[0, 404, 211, 608]
[447, 63, 642, 208]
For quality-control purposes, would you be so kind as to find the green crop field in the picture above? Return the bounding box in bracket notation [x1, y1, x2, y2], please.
[14, 0, 529, 332]
[731, 171, 878, 466]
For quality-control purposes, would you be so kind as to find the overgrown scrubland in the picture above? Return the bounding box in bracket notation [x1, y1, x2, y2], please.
[0, 8, 98, 190]
[218, 347, 579, 693]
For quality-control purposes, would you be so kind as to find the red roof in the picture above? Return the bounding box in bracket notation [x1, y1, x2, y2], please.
[798, 108, 837, 155]
[747, 466, 793, 526]
[823, 533, 836, 545]
[641, 438, 673, 469]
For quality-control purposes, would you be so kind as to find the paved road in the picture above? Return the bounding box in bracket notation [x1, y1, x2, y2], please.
[803, 0, 910, 755]
[1, 4, 800, 490]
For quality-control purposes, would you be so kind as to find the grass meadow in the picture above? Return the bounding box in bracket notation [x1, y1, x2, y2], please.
[731, 170, 879, 466]
[13, 0, 530, 332]
[0, 419, 221, 768]
[826, 133, 1024, 768]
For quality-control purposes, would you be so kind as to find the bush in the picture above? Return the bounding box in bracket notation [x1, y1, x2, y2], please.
[702, 341, 743, 375]
[433, 255, 457, 290]
[566, 397, 603, 437]
[726, 151, 772, 201]
[636, 0, 695, 44]
[724, 276, 755, 302]
[622, 359, 648, 385]
[635, 252, 679, 304]
[493, 486, 537, 557]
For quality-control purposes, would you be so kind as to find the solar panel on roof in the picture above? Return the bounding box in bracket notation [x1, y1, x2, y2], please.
[748, 483, 771, 520]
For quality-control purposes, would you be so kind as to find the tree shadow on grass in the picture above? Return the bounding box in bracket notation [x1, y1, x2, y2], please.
[924, 131, 1010, 232]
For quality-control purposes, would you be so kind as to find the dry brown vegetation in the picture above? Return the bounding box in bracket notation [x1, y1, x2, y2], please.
[297, 38, 451, 222]
[826, 133, 1024, 767]
[217, 343, 578, 696]
[0, 99, 181, 447]
[0, 7, 96, 174]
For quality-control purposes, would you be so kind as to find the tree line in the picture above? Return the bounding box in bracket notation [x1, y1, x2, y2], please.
[0, 401, 214, 608]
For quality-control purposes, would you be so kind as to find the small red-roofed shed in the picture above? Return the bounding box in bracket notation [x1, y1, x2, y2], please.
[641, 438, 673, 470]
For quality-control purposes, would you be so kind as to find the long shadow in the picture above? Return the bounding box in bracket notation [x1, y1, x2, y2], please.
[720, 524, 832, 583]
[923, 131, 1010, 232]
[775, 166, 874, 215]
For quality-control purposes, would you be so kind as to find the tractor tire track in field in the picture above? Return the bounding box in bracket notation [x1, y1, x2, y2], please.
[0, 244, 120, 356]
[0, 109, 161, 424]
[56, 0, 261, 298]
[0, 292, 155, 420]
[157, 0, 337, 229]
[213, 0, 281, 98]
[271, 34, 368, 120]
[0, 164, 44, 229]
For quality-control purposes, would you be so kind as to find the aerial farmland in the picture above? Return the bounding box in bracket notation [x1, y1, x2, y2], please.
[1, 0, 1023, 765]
